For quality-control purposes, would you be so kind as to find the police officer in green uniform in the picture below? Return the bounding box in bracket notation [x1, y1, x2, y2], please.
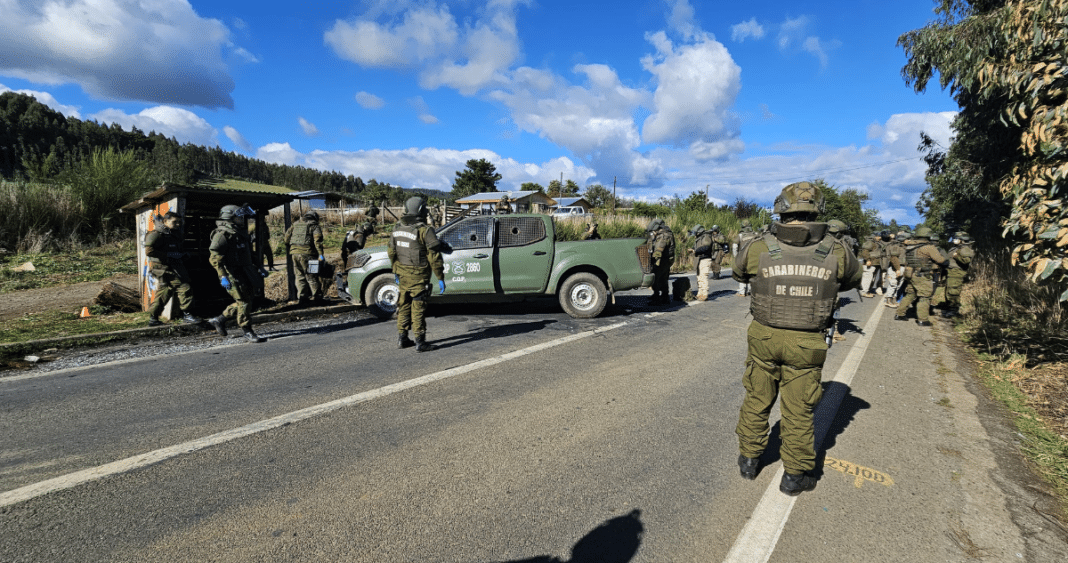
[285, 210, 326, 305]
[940, 232, 974, 318]
[207, 204, 268, 343]
[647, 219, 675, 305]
[732, 182, 862, 495]
[691, 224, 712, 301]
[895, 226, 947, 326]
[708, 225, 729, 280]
[341, 221, 375, 270]
[388, 197, 446, 352]
[145, 211, 202, 326]
[733, 219, 759, 296]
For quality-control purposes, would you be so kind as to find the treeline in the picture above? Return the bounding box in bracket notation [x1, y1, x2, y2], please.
[0, 91, 420, 202]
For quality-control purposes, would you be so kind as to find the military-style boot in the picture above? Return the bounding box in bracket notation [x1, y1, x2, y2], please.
[208, 315, 228, 337]
[148, 315, 163, 327]
[182, 313, 203, 324]
[398, 331, 415, 349]
[242, 327, 266, 343]
[779, 471, 817, 496]
[414, 334, 436, 352]
[738, 455, 760, 480]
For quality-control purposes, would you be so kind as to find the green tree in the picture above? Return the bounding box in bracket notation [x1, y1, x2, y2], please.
[583, 183, 613, 208]
[520, 182, 544, 192]
[451, 158, 501, 199]
[59, 147, 158, 236]
[900, 0, 1068, 297]
[812, 179, 878, 240]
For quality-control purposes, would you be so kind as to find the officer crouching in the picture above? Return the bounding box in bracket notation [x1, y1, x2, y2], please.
[732, 182, 862, 495]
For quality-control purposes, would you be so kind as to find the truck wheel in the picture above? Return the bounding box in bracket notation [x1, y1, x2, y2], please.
[559, 272, 607, 318]
[364, 273, 399, 319]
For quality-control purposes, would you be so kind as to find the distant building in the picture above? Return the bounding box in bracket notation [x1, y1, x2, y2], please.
[454, 191, 557, 214]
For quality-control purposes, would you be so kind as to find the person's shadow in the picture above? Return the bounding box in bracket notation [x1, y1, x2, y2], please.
[490, 509, 644, 563]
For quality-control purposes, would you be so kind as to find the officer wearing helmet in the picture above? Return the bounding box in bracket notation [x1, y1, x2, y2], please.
[496, 194, 512, 214]
[939, 231, 974, 318]
[733, 218, 759, 296]
[732, 181, 862, 495]
[883, 232, 908, 306]
[646, 218, 674, 305]
[342, 221, 375, 270]
[285, 209, 326, 305]
[690, 224, 712, 300]
[894, 225, 946, 326]
[708, 225, 729, 281]
[387, 196, 446, 352]
[207, 204, 268, 343]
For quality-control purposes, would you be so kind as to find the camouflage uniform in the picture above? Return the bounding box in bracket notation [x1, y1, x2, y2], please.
[732, 182, 862, 495]
[733, 220, 758, 296]
[145, 214, 198, 324]
[285, 212, 325, 301]
[883, 233, 907, 306]
[691, 225, 713, 300]
[388, 197, 446, 352]
[895, 227, 947, 325]
[581, 223, 600, 240]
[939, 233, 975, 317]
[648, 220, 675, 305]
[342, 221, 374, 270]
[208, 205, 266, 342]
[496, 195, 512, 214]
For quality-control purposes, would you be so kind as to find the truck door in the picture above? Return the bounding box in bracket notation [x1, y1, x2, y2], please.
[436, 216, 495, 294]
[496, 216, 553, 293]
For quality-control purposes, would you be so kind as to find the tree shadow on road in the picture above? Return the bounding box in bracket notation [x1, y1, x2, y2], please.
[487, 509, 644, 563]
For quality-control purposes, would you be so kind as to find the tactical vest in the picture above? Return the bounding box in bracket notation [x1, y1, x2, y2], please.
[392, 222, 429, 268]
[694, 233, 714, 257]
[212, 224, 254, 267]
[147, 229, 183, 266]
[948, 244, 974, 270]
[905, 243, 934, 273]
[749, 234, 840, 331]
[291, 221, 315, 253]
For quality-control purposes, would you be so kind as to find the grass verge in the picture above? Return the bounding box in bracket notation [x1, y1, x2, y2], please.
[0, 308, 151, 345]
[0, 238, 137, 293]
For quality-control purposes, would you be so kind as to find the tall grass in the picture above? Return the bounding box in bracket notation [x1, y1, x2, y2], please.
[961, 248, 1068, 363]
[0, 181, 82, 252]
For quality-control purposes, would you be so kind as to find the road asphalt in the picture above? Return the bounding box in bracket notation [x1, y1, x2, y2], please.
[1, 274, 1066, 562]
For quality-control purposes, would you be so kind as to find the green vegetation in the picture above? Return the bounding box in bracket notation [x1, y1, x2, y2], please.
[0, 309, 149, 345]
[0, 238, 137, 293]
[451, 158, 502, 199]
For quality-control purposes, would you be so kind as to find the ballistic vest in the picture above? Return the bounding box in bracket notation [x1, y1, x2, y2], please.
[749, 233, 840, 331]
[290, 221, 318, 254]
[146, 228, 182, 266]
[211, 223, 254, 267]
[948, 244, 975, 270]
[905, 243, 934, 273]
[392, 222, 429, 268]
[694, 232, 714, 257]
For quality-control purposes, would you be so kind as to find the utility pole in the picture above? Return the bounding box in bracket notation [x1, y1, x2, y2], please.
[705, 184, 710, 208]
[613, 176, 617, 214]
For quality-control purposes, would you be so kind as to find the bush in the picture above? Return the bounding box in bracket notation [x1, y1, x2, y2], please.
[0, 180, 82, 252]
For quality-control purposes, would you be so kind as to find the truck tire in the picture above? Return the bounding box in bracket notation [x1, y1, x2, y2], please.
[558, 272, 608, 318]
[364, 273, 399, 319]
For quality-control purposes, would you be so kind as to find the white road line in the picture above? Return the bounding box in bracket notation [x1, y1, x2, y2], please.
[721, 302, 885, 563]
[0, 321, 628, 508]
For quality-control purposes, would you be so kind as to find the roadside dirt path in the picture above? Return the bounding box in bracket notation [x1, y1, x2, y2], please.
[0, 274, 139, 321]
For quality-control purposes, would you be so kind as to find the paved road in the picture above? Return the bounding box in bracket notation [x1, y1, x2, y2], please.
[2, 276, 1066, 562]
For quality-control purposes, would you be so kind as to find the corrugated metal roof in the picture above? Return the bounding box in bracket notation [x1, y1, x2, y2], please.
[120, 181, 299, 213]
[455, 190, 556, 204]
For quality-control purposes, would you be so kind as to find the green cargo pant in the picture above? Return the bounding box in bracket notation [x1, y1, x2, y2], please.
[148, 269, 195, 318]
[396, 268, 431, 336]
[896, 274, 935, 321]
[221, 275, 255, 329]
[944, 269, 965, 309]
[292, 253, 322, 300]
[736, 320, 827, 474]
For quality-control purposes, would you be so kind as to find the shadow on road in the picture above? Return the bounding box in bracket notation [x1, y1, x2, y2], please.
[487, 509, 644, 563]
[260, 315, 381, 339]
[432, 319, 559, 350]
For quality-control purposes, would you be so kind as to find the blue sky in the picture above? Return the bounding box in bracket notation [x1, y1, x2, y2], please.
[0, 0, 957, 225]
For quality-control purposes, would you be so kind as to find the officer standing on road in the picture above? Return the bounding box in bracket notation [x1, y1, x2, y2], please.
[733, 219, 758, 297]
[144, 211, 202, 326]
[647, 218, 675, 305]
[388, 196, 446, 352]
[709, 225, 729, 280]
[894, 226, 947, 326]
[940, 231, 975, 318]
[285, 209, 326, 306]
[732, 181, 862, 495]
[883, 232, 907, 307]
[691, 224, 713, 301]
[207, 204, 268, 343]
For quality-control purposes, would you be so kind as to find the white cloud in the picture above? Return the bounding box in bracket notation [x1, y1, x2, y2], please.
[408, 96, 439, 124]
[298, 117, 319, 136]
[355, 91, 386, 109]
[666, 0, 698, 39]
[256, 142, 302, 166]
[776, 16, 838, 67]
[91, 106, 218, 146]
[325, 1, 522, 95]
[730, 18, 765, 42]
[0, 0, 244, 108]
[0, 83, 81, 118]
[224, 125, 253, 152]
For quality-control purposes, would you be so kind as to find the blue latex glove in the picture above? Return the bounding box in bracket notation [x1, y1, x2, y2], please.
[394, 274, 400, 285]
[220, 276, 232, 290]
[318, 254, 325, 262]
[438, 280, 446, 294]
[259, 267, 269, 278]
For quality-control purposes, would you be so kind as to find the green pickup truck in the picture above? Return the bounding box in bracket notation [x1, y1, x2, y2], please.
[336, 213, 654, 318]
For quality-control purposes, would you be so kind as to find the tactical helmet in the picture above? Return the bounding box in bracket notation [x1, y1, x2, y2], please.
[914, 226, 933, 240]
[711, 224, 720, 233]
[646, 218, 663, 232]
[827, 219, 847, 234]
[955, 231, 972, 243]
[861, 240, 875, 251]
[896, 231, 907, 241]
[219, 204, 241, 221]
[690, 224, 705, 237]
[404, 196, 427, 218]
[773, 181, 825, 215]
[304, 210, 319, 221]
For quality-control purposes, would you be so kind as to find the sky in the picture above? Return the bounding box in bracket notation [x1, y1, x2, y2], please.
[0, 0, 958, 225]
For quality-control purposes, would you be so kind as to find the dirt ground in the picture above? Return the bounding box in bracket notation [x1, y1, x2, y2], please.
[0, 274, 140, 321]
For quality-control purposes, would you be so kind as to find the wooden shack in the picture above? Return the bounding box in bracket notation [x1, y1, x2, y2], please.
[120, 181, 299, 319]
